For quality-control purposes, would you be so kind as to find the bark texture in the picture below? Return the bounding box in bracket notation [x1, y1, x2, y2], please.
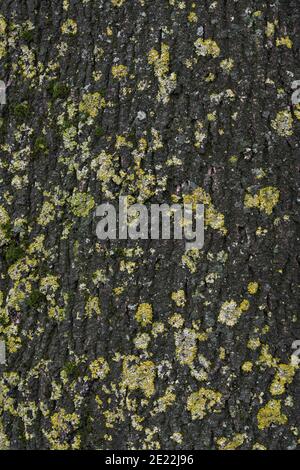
[0, 0, 299, 450]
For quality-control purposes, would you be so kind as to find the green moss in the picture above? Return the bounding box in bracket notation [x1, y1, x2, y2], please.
[0, 221, 11, 247]
[5, 244, 25, 264]
[21, 29, 34, 42]
[63, 361, 81, 379]
[13, 102, 30, 121]
[94, 126, 104, 137]
[26, 289, 45, 308]
[48, 82, 70, 100]
[34, 136, 48, 155]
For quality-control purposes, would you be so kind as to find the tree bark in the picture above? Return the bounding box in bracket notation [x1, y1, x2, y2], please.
[0, 0, 299, 450]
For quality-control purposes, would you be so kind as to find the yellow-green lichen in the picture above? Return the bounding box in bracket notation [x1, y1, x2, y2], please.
[187, 387, 222, 420]
[242, 361, 253, 373]
[294, 104, 300, 121]
[40, 275, 60, 298]
[188, 12, 198, 23]
[45, 409, 80, 449]
[220, 58, 234, 72]
[271, 110, 293, 137]
[18, 45, 38, 79]
[257, 399, 287, 430]
[48, 306, 65, 322]
[61, 19, 78, 35]
[216, 433, 246, 450]
[194, 38, 220, 58]
[182, 248, 201, 273]
[0, 206, 10, 246]
[0, 40, 7, 59]
[244, 186, 280, 215]
[269, 364, 297, 396]
[183, 187, 227, 234]
[111, 0, 125, 6]
[0, 15, 7, 35]
[171, 290, 186, 307]
[151, 322, 165, 337]
[69, 190, 95, 217]
[247, 282, 259, 294]
[194, 121, 206, 149]
[133, 332, 151, 350]
[258, 344, 278, 368]
[148, 43, 177, 104]
[265, 22, 275, 37]
[79, 92, 105, 118]
[111, 64, 128, 79]
[135, 303, 153, 326]
[122, 356, 156, 398]
[62, 126, 77, 151]
[174, 328, 198, 365]
[218, 299, 249, 327]
[170, 432, 183, 444]
[89, 357, 110, 380]
[276, 37, 293, 49]
[37, 200, 56, 226]
[168, 313, 185, 329]
[252, 443, 267, 450]
[151, 387, 176, 415]
[85, 296, 101, 318]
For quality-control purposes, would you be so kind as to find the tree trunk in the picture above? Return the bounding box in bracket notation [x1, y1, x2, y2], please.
[0, 0, 299, 450]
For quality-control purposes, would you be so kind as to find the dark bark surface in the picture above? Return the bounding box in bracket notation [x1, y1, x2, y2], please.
[0, 0, 299, 450]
